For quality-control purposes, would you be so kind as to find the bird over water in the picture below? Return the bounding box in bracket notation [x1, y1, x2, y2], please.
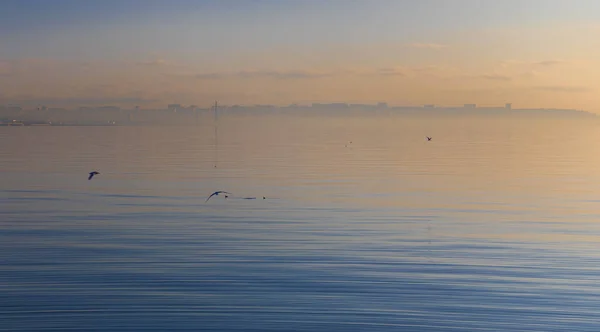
[206, 191, 232, 202]
[88, 171, 100, 180]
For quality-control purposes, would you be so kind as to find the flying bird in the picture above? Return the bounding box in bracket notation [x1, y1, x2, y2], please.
[88, 171, 100, 180]
[206, 191, 232, 202]
[426, 136, 432, 141]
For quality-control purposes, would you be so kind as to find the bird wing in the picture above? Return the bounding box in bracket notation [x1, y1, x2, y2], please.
[205, 192, 218, 202]
[88, 173, 93, 180]
[206, 191, 232, 202]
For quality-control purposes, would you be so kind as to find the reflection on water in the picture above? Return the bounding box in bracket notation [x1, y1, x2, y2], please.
[2, 115, 600, 331]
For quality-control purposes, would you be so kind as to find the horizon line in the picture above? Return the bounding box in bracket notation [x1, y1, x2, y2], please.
[1, 102, 591, 112]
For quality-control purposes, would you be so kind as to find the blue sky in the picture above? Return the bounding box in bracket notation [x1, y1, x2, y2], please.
[3, 0, 599, 59]
[1, 0, 600, 109]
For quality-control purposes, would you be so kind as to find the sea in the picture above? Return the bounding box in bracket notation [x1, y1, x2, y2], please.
[2, 114, 600, 331]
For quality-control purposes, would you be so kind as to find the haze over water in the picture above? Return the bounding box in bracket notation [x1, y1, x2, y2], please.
[3, 114, 600, 331]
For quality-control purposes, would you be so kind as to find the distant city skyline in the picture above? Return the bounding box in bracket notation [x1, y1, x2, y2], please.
[2, 98, 594, 127]
[0, 100, 589, 113]
[1, 1, 600, 112]
[0, 101, 576, 109]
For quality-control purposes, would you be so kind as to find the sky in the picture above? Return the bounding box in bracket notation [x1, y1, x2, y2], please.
[1, 0, 600, 111]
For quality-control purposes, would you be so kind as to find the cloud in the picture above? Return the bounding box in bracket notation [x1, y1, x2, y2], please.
[533, 85, 589, 93]
[137, 59, 170, 66]
[480, 74, 512, 81]
[519, 70, 539, 78]
[192, 69, 335, 80]
[499, 59, 567, 67]
[237, 69, 333, 79]
[194, 72, 223, 79]
[373, 67, 406, 77]
[533, 60, 566, 66]
[457, 73, 513, 81]
[406, 43, 448, 50]
[412, 65, 446, 72]
[191, 67, 418, 80]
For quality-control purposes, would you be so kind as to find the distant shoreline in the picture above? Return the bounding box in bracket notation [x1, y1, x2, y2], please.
[1, 110, 596, 127]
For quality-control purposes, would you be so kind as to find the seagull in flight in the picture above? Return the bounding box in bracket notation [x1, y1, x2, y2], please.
[88, 171, 100, 180]
[206, 191, 232, 202]
[426, 136, 432, 141]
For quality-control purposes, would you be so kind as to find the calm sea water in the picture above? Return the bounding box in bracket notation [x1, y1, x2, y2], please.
[2, 114, 600, 331]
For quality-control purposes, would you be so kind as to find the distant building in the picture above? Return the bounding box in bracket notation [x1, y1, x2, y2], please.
[312, 103, 348, 109]
[377, 102, 388, 109]
[168, 104, 182, 112]
[99, 106, 120, 111]
[464, 104, 476, 109]
[505, 103, 512, 110]
[423, 104, 435, 108]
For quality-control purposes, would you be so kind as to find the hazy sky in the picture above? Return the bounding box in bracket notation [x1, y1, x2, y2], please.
[1, 0, 600, 111]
